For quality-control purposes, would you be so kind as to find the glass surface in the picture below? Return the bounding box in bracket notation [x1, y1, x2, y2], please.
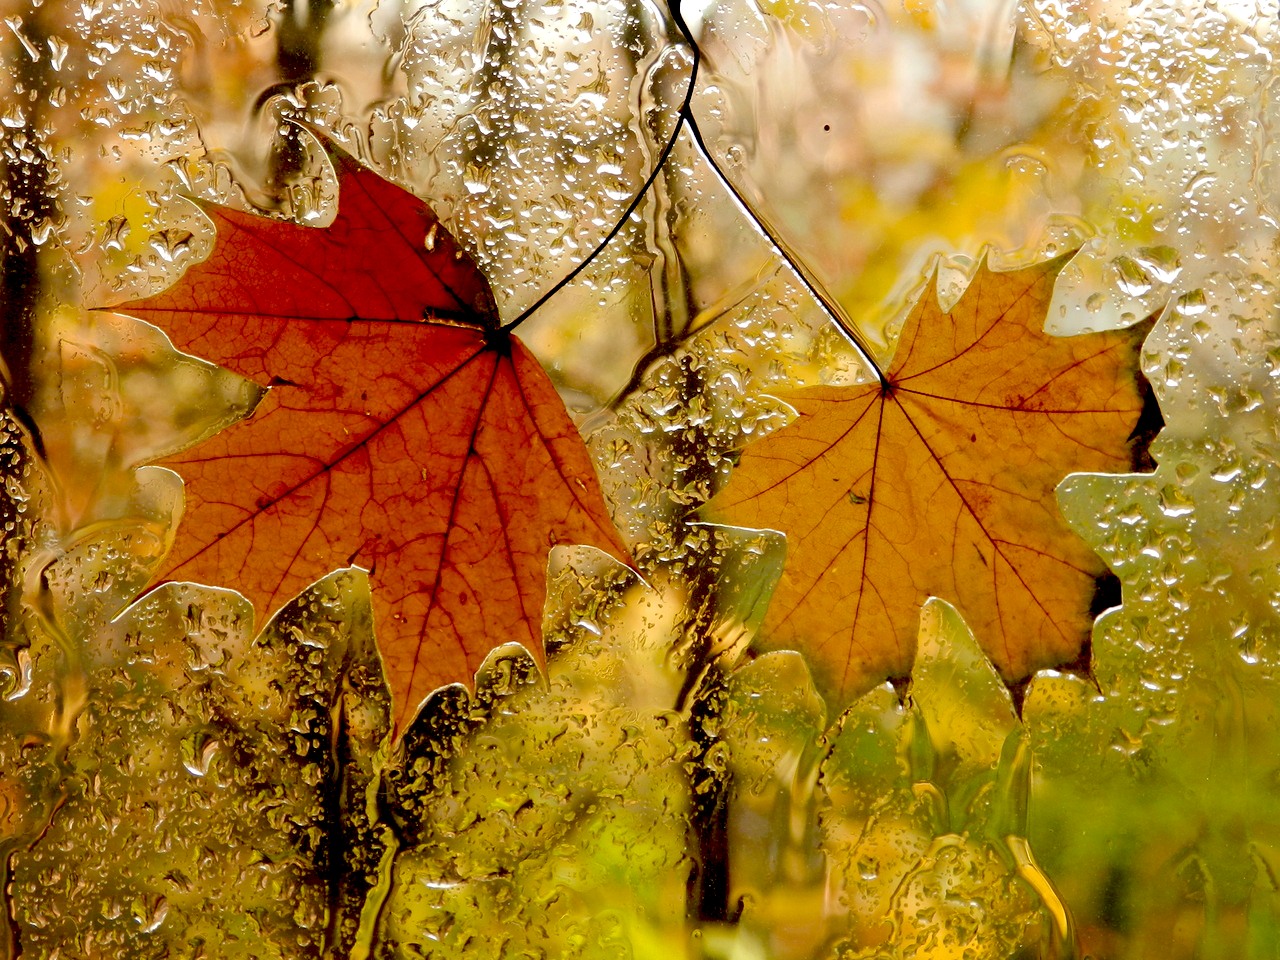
[0, 0, 1276, 957]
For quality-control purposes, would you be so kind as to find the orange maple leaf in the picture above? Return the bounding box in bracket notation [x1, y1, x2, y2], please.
[704, 255, 1152, 705]
[109, 137, 630, 726]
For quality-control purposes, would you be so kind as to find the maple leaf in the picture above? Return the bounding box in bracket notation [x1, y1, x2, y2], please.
[107, 135, 630, 725]
[704, 255, 1153, 705]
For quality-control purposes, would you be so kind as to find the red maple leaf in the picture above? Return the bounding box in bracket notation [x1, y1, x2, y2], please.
[109, 136, 630, 725]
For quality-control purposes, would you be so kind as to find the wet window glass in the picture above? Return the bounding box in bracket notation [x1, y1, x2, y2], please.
[0, 0, 1273, 957]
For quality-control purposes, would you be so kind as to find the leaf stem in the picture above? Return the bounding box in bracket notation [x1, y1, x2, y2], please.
[506, 0, 888, 389]
[502, 16, 701, 333]
[676, 115, 886, 385]
[664, 0, 886, 385]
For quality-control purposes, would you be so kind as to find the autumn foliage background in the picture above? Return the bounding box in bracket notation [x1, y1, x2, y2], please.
[1, 0, 1280, 958]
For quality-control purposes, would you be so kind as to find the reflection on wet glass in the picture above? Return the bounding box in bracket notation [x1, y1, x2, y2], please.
[1, 0, 1278, 957]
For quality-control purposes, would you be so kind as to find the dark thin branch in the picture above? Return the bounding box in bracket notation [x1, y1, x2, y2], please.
[277, 0, 336, 84]
[607, 276, 767, 411]
[0, 10, 55, 449]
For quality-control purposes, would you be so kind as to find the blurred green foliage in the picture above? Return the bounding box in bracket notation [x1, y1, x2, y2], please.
[2, 0, 1280, 958]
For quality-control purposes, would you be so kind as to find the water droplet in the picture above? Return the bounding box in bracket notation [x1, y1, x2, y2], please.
[1176, 289, 1208, 315]
[46, 36, 68, 71]
[1111, 255, 1152, 297]
[149, 228, 193, 262]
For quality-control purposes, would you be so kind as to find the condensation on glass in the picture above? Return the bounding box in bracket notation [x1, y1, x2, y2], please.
[0, 0, 1276, 957]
